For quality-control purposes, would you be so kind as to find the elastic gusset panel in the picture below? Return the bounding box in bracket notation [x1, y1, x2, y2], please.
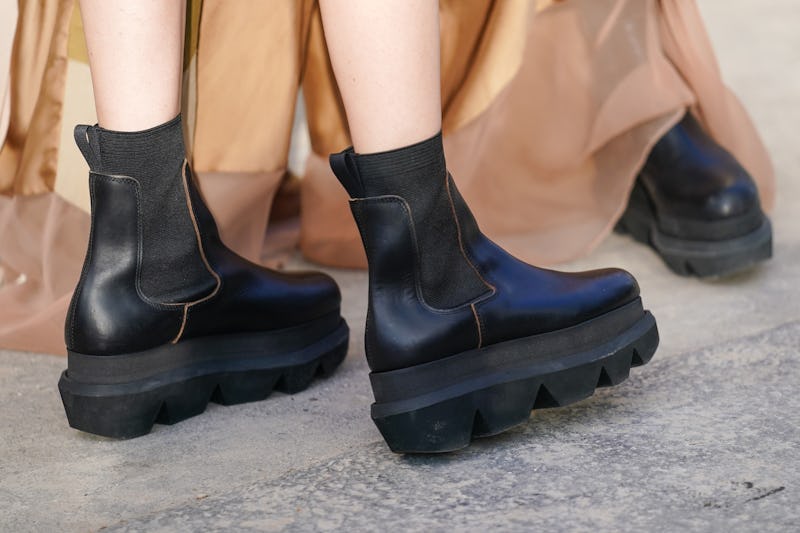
[83, 116, 216, 304]
[354, 132, 490, 309]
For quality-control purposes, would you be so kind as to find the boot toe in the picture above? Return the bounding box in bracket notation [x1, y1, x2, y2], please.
[580, 267, 641, 315]
[287, 270, 342, 316]
[703, 177, 760, 219]
[180, 246, 344, 338]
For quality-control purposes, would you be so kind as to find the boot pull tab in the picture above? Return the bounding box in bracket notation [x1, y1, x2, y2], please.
[74, 124, 101, 171]
[329, 148, 365, 198]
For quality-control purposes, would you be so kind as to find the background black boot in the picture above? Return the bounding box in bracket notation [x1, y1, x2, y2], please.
[331, 133, 658, 453]
[59, 117, 349, 438]
[617, 112, 772, 277]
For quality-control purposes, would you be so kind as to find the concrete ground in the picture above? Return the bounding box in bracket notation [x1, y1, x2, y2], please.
[2, 1, 799, 531]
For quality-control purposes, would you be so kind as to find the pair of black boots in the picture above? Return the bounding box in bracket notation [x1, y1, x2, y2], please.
[58, 113, 770, 453]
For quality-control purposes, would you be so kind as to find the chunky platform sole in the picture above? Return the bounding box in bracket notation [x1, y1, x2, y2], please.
[616, 187, 772, 278]
[369, 299, 657, 454]
[58, 314, 349, 439]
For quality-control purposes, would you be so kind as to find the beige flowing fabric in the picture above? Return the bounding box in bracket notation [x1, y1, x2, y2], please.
[299, 0, 774, 267]
[0, 0, 774, 355]
[0, 1, 91, 355]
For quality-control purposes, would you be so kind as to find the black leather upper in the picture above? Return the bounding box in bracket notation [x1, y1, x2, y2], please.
[332, 150, 640, 374]
[66, 174, 186, 355]
[351, 197, 482, 372]
[66, 163, 341, 356]
[179, 167, 340, 338]
[449, 181, 639, 347]
[638, 113, 764, 238]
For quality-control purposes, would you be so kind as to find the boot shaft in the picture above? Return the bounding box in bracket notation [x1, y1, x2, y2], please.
[330, 144, 493, 372]
[66, 122, 219, 355]
[332, 135, 493, 309]
[331, 134, 640, 375]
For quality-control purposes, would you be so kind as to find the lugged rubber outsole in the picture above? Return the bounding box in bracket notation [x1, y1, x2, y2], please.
[369, 304, 658, 454]
[58, 318, 349, 439]
[616, 190, 772, 279]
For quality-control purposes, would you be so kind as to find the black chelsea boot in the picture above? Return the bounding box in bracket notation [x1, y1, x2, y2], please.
[617, 112, 772, 278]
[58, 118, 349, 438]
[330, 133, 659, 453]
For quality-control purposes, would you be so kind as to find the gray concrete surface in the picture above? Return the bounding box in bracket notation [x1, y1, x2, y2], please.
[1, 1, 798, 531]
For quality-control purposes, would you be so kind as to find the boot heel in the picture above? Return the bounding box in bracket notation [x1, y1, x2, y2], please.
[58, 375, 166, 439]
[372, 396, 475, 454]
[59, 374, 223, 438]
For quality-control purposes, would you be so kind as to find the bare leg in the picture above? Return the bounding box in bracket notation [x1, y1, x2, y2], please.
[319, 0, 441, 153]
[79, 0, 185, 131]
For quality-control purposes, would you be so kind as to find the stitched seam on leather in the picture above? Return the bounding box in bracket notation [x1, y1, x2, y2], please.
[444, 174, 496, 295]
[89, 173, 182, 313]
[77, 173, 184, 351]
[352, 195, 487, 314]
[184, 159, 212, 254]
[172, 305, 190, 344]
[180, 160, 221, 304]
[178, 166, 227, 313]
[174, 161, 222, 343]
[470, 303, 483, 349]
[68, 176, 97, 349]
[444, 177, 500, 313]
[130, 175, 164, 310]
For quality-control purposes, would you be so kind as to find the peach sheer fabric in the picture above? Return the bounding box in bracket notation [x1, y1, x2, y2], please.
[0, 0, 774, 355]
[299, 0, 774, 267]
[0, 1, 89, 354]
